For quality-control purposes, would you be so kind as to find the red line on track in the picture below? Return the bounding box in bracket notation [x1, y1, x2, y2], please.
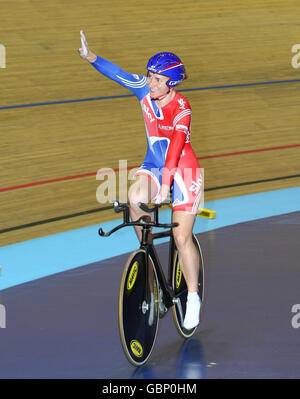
[1, 143, 299, 193]
[198, 143, 300, 159]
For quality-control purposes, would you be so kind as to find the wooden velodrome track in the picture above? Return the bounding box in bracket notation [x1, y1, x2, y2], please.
[0, 0, 300, 247]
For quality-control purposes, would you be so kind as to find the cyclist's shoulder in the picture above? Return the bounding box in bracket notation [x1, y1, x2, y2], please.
[120, 73, 149, 99]
[173, 91, 192, 111]
[118, 72, 148, 88]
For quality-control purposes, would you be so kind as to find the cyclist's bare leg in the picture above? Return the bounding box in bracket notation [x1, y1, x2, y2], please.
[172, 211, 201, 328]
[128, 175, 157, 242]
[172, 211, 199, 292]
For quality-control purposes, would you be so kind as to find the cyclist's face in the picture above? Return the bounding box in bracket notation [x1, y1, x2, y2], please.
[147, 72, 170, 98]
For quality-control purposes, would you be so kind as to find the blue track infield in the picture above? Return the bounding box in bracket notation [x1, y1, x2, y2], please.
[0, 210, 300, 378]
[0, 186, 300, 290]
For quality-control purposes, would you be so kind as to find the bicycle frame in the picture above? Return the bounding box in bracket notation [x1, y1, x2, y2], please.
[99, 201, 178, 310]
[99, 200, 210, 365]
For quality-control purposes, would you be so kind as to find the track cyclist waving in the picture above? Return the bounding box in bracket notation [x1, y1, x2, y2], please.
[79, 31, 203, 329]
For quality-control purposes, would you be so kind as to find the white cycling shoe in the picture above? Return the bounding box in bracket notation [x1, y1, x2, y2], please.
[183, 292, 201, 330]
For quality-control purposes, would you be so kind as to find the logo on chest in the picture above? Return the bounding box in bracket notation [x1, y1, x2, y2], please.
[178, 98, 186, 109]
[143, 103, 155, 123]
[158, 124, 173, 131]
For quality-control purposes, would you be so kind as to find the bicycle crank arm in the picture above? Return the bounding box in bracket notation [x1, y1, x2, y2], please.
[173, 297, 184, 326]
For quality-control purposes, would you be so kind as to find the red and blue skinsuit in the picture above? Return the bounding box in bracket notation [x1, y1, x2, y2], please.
[91, 56, 203, 213]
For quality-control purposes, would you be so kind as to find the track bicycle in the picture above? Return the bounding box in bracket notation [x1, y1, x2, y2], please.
[98, 201, 209, 366]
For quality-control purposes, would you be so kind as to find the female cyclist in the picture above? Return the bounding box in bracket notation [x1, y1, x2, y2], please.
[79, 31, 203, 329]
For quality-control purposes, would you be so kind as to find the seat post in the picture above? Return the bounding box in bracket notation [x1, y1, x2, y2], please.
[140, 225, 151, 246]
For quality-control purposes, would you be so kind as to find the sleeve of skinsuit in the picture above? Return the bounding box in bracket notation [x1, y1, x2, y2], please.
[161, 130, 186, 187]
[91, 56, 148, 101]
[161, 109, 191, 187]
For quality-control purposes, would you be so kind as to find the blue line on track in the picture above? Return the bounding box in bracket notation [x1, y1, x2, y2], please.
[1, 78, 300, 111]
[0, 187, 300, 290]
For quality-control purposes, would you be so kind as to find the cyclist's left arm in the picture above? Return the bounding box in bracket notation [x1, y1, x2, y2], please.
[157, 110, 191, 202]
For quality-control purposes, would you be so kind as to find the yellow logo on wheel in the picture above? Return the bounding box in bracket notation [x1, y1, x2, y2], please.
[127, 261, 138, 291]
[176, 262, 182, 289]
[130, 340, 143, 358]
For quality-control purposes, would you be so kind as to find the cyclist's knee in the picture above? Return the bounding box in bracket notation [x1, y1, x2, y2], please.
[129, 186, 149, 210]
[128, 176, 154, 209]
[173, 229, 192, 251]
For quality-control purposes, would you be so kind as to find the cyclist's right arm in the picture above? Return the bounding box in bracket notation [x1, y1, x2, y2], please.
[79, 30, 148, 100]
[90, 55, 148, 100]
